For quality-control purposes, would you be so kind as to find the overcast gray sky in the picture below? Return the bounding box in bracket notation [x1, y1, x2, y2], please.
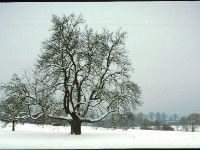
[0, 2, 200, 117]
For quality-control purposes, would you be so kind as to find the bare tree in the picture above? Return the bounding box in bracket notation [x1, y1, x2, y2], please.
[134, 112, 144, 127]
[160, 112, 167, 125]
[155, 112, 161, 122]
[179, 113, 200, 132]
[36, 13, 141, 134]
[173, 113, 178, 121]
[0, 74, 29, 131]
[0, 69, 56, 130]
[148, 112, 154, 122]
[179, 116, 189, 131]
[172, 113, 179, 130]
[186, 113, 200, 132]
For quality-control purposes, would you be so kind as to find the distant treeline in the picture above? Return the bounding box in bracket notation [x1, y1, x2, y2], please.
[1, 109, 200, 132]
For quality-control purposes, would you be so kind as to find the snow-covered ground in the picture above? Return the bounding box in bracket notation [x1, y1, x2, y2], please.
[0, 122, 200, 149]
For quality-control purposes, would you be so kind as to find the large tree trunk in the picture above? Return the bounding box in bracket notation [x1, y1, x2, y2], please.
[12, 120, 15, 131]
[70, 113, 81, 135]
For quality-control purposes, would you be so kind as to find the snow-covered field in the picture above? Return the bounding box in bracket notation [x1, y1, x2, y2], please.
[0, 122, 200, 149]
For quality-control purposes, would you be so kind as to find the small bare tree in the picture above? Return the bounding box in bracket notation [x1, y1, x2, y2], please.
[180, 113, 200, 132]
[37, 13, 141, 134]
[179, 116, 189, 131]
[148, 112, 154, 122]
[0, 74, 29, 131]
[186, 113, 200, 132]
[0, 69, 56, 130]
[160, 112, 168, 125]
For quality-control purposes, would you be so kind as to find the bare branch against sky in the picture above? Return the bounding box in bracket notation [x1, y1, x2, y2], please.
[0, 1, 200, 116]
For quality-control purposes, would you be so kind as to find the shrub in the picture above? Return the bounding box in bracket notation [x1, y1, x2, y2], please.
[161, 124, 174, 131]
[140, 126, 154, 130]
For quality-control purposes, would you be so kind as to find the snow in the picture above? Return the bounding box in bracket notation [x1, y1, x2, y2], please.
[0, 122, 200, 149]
